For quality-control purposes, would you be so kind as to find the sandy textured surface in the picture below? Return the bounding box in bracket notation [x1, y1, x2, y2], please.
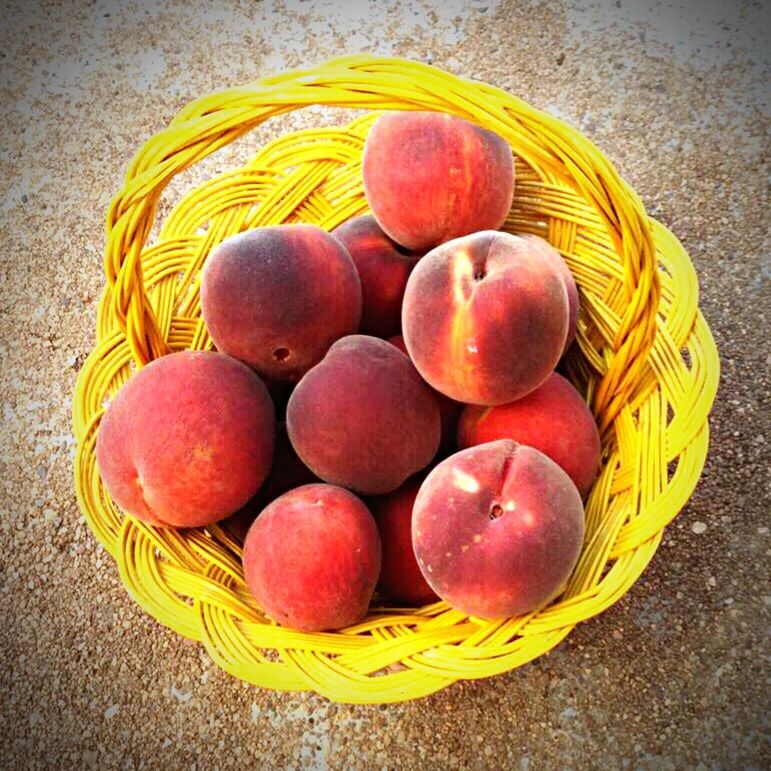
[1, 1, 768, 768]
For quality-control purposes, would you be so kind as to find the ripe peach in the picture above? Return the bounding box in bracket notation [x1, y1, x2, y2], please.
[369, 475, 438, 606]
[201, 224, 361, 381]
[96, 351, 275, 528]
[458, 373, 600, 496]
[362, 111, 514, 251]
[286, 335, 440, 494]
[412, 440, 585, 618]
[242, 484, 381, 631]
[402, 231, 569, 405]
[332, 215, 421, 338]
[387, 334, 461, 454]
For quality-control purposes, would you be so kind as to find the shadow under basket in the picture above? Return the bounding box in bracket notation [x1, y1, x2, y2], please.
[72, 55, 719, 704]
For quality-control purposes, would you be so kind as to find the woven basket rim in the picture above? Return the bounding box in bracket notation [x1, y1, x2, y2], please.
[72, 55, 719, 704]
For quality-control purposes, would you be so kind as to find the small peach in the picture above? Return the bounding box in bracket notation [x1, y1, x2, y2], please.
[333, 215, 421, 338]
[369, 475, 438, 606]
[242, 484, 381, 631]
[458, 373, 600, 495]
[287, 335, 441, 494]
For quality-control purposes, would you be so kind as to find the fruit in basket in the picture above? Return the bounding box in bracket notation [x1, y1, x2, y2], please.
[412, 440, 585, 618]
[402, 231, 569, 405]
[387, 334, 461, 455]
[458, 373, 601, 496]
[96, 351, 275, 528]
[242, 484, 381, 631]
[332, 215, 421, 338]
[369, 474, 438, 606]
[200, 224, 362, 381]
[287, 335, 441, 494]
[362, 111, 514, 250]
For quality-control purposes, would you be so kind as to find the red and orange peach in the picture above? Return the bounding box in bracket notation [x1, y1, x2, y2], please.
[362, 111, 514, 251]
[242, 484, 381, 631]
[458, 372, 601, 496]
[524, 235, 579, 352]
[402, 231, 569, 405]
[96, 351, 275, 528]
[412, 440, 585, 618]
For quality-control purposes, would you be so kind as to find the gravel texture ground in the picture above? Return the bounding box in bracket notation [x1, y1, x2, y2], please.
[0, 1, 768, 768]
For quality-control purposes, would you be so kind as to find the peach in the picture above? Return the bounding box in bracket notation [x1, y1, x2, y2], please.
[369, 475, 438, 606]
[524, 236, 579, 351]
[362, 111, 514, 251]
[458, 373, 601, 496]
[332, 215, 421, 338]
[242, 484, 381, 631]
[96, 351, 275, 528]
[201, 224, 362, 381]
[387, 334, 461, 454]
[412, 440, 584, 618]
[287, 335, 440, 494]
[402, 231, 569, 405]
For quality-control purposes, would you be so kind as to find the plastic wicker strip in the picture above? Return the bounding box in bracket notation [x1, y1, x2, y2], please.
[72, 55, 719, 703]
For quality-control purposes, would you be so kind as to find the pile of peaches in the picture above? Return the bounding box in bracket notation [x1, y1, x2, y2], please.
[96, 112, 601, 631]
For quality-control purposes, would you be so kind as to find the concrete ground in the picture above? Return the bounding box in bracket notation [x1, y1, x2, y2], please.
[0, 1, 768, 768]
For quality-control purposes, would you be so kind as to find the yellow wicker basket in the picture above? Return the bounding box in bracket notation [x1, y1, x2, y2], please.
[72, 55, 719, 704]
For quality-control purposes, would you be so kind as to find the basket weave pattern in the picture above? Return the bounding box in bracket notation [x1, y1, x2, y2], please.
[72, 56, 719, 703]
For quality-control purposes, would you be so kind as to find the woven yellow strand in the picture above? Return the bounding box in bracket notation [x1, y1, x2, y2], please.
[72, 55, 719, 703]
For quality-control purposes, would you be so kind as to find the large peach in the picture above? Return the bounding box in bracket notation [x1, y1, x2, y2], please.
[362, 111, 514, 251]
[96, 351, 275, 528]
[201, 224, 361, 381]
[412, 440, 585, 618]
[402, 231, 569, 405]
[287, 335, 441, 494]
[458, 373, 600, 496]
[369, 475, 438, 606]
[242, 484, 381, 631]
[332, 215, 421, 338]
[387, 334, 461, 454]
